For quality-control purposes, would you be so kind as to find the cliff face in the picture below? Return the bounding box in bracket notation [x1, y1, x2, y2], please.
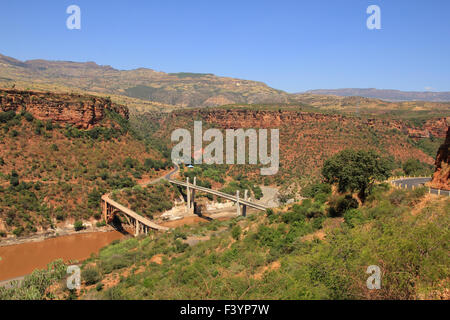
[431, 126, 450, 190]
[0, 89, 129, 129]
[152, 108, 444, 183]
[167, 109, 448, 138]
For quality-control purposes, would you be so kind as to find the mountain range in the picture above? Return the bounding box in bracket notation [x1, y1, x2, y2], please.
[1, 53, 450, 115]
[305, 88, 450, 102]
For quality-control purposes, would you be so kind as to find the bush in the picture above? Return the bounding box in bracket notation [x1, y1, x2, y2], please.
[24, 112, 34, 122]
[402, 159, 433, 176]
[9, 170, 19, 187]
[0, 111, 16, 123]
[231, 225, 242, 240]
[82, 267, 101, 285]
[74, 221, 84, 231]
[12, 227, 24, 237]
[302, 183, 332, 198]
[328, 194, 359, 217]
[343, 209, 365, 228]
[45, 121, 53, 130]
[96, 221, 106, 227]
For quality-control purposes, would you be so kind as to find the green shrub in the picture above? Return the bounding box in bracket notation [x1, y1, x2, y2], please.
[0, 111, 16, 123]
[231, 225, 242, 240]
[96, 221, 106, 227]
[82, 267, 101, 285]
[9, 170, 19, 187]
[174, 239, 188, 253]
[24, 112, 34, 122]
[74, 220, 84, 231]
[12, 227, 24, 237]
[302, 183, 332, 198]
[343, 209, 365, 228]
[314, 192, 329, 204]
[328, 194, 359, 217]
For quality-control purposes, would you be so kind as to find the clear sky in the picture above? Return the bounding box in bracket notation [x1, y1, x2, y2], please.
[0, 0, 449, 92]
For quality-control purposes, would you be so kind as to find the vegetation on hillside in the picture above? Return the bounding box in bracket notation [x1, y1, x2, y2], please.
[0, 110, 169, 236]
[3, 150, 448, 300]
[6, 183, 445, 300]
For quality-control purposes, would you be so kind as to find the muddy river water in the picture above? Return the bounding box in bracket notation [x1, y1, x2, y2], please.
[0, 231, 125, 282]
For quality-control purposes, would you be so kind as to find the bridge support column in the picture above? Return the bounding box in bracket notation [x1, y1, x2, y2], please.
[244, 190, 248, 201]
[191, 177, 196, 214]
[186, 177, 191, 213]
[102, 199, 107, 222]
[236, 190, 241, 216]
[242, 205, 247, 217]
[135, 219, 140, 237]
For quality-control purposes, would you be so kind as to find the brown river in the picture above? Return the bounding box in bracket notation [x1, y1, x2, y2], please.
[0, 231, 125, 282]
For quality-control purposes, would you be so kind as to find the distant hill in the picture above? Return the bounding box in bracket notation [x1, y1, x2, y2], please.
[1, 53, 450, 115]
[0, 53, 288, 108]
[304, 88, 450, 102]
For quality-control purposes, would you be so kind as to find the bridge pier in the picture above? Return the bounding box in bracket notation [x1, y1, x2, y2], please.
[236, 190, 241, 216]
[185, 177, 196, 214]
[191, 177, 196, 214]
[168, 178, 268, 217]
[135, 219, 139, 237]
[186, 177, 191, 213]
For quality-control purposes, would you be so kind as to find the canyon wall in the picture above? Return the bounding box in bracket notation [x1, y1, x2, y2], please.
[168, 108, 449, 139]
[0, 89, 129, 129]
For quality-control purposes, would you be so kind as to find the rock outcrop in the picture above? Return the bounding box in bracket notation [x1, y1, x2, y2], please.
[431, 126, 450, 190]
[0, 89, 129, 129]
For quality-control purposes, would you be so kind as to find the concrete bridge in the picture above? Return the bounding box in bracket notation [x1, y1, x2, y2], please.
[101, 194, 169, 236]
[168, 177, 269, 216]
[100, 163, 269, 237]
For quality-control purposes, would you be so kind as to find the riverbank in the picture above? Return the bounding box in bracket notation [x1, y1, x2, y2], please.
[0, 223, 118, 248]
[0, 230, 126, 281]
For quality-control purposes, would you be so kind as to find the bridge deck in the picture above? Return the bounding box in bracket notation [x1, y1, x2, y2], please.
[101, 195, 169, 231]
[168, 179, 269, 211]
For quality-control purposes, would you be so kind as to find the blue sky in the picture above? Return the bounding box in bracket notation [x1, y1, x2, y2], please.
[0, 0, 449, 92]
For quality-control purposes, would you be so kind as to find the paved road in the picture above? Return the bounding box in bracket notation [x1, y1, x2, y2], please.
[391, 177, 450, 196]
[140, 163, 179, 186]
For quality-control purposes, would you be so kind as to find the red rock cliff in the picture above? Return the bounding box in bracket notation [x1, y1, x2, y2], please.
[0, 89, 129, 129]
[431, 126, 450, 190]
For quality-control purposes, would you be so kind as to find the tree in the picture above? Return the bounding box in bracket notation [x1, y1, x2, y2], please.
[322, 149, 393, 201]
[402, 159, 431, 176]
[9, 170, 19, 187]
